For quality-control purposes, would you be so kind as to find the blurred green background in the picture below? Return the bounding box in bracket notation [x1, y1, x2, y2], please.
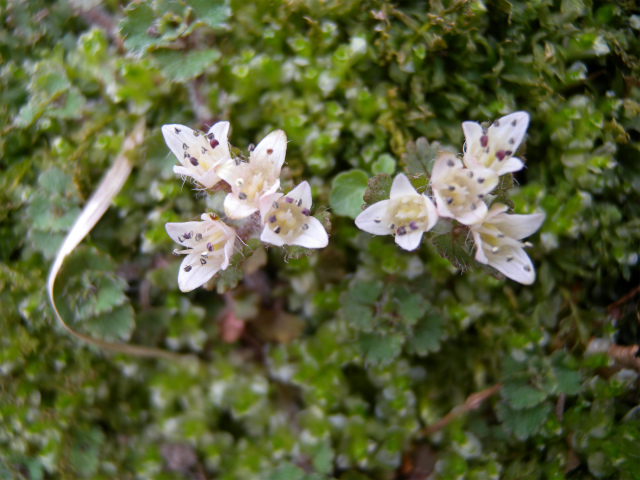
[1, 0, 640, 478]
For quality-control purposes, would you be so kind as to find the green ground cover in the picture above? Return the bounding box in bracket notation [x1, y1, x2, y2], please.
[1, 0, 640, 478]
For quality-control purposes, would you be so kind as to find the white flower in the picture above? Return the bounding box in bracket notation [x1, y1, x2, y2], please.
[165, 213, 237, 292]
[161, 121, 233, 189]
[430, 152, 499, 225]
[355, 173, 438, 251]
[462, 111, 530, 175]
[470, 203, 545, 285]
[219, 130, 287, 220]
[259, 181, 328, 249]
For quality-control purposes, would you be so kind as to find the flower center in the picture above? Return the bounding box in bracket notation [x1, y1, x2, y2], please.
[386, 196, 429, 235]
[265, 196, 311, 237]
[235, 167, 271, 202]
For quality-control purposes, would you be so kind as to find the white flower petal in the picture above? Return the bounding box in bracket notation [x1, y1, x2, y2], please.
[491, 212, 545, 240]
[472, 231, 488, 264]
[283, 181, 312, 209]
[260, 225, 286, 247]
[467, 167, 500, 196]
[355, 199, 393, 235]
[488, 112, 529, 153]
[423, 194, 439, 230]
[224, 192, 260, 219]
[431, 153, 463, 184]
[291, 216, 329, 249]
[165, 221, 207, 248]
[207, 121, 232, 160]
[394, 230, 424, 251]
[485, 244, 536, 285]
[251, 130, 287, 172]
[496, 156, 524, 175]
[389, 173, 418, 199]
[462, 121, 483, 156]
[177, 254, 220, 292]
[259, 192, 283, 222]
[433, 188, 455, 219]
[455, 200, 488, 225]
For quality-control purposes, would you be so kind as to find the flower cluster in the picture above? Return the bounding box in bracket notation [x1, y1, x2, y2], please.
[356, 112, 545, 285]
[162, 122, 328, 292]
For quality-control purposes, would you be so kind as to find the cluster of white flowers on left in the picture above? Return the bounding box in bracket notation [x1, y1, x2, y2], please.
[356, 112, 545, 285]
[162, 122, 328, 292]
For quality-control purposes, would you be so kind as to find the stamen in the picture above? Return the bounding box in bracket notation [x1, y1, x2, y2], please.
[248, 143, 255, 152]
[183, 231, 192, 239]
[468, 171, 474, 178]
[207, 243, 214, 252]
[174, 127, 181, 134]
[523, 265, 531, 272]
[497, 233, 504, 238]
[397, 226, 406, 236]
[389, 223, 395, 230]
[491, 246, 499, 254]
[200, 258, 207, 266]
[190, 157, 199, 166]
[209, 213, 218, 221]
[274, 226, 281, 234]
[172, 249, 181, 255]
[447, 159, 455, 167]
[496, 150, 506, 161]
[296, 199, 303, 207]
[470, 203, 477, 210]
[285, 197, 293, 204]
[505, 150, 513, 156]
[301, 224, 309, 230]
[511, 119, 517, 126]
[480, 135, 488, 147]
[235, 179, 244, 187]
[409, 221, 418, 230]
[506, 256, 514, 262]
[193, 131, 200, 137]
[301, 208, 310, 216]
[485, 147, 490, 154]
[477, 177, 485, 184]
[268, 214, 277, 223]
[195, 233, 203, 241]
[494, 120, 500, 127]
[238, 192, 247, 200]
[272, 201, 279, 209]
[234, 157, 241, 165]
[201, 147, 207, 154]
[446, 197, 454, 204]
[267, 149, 274, 154]
[182, 143, 188, 150]
[508, 138, 515, 145]
[447, 185, 455, 191]
[374, 217, 381, 223]
[184, 265, 192, 272]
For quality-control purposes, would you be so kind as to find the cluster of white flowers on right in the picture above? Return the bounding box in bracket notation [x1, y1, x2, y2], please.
[161, 122, 328, 292]
[356, 112, 545, 285]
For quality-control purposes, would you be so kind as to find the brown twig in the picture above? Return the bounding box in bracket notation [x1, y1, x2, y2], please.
[607, 284, 640, 312]
[418, 383, 503, 437]
[608, 344, 640, 373]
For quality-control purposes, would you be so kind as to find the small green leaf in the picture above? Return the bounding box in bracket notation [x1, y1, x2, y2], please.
[496, 402, 551, 441]
[407, 312, 444, 356]
[186, 0, 231, 29]
[154, 48, 221, 82]
[502, 382, 548, 409]
[69, 427, 104, 477]
[362, 172, 392, 207]
[359, 332, 403, 366]
[268, 462, 306, 480]
[329, 169, 369, 218]
[400, 137, 440, 177]
[84, 304, 135, 342]
[119, 2, 157, 54]
[371, 154, 396, 175]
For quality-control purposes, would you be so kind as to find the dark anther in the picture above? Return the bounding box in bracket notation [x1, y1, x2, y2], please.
[200, 258, 207, 266]
[269, 215, 277, 223]
[505, 150, 512, 156]
[511, 119, 517, 126]
[471, 203, 477, 210]
[397, 226, 406, 235]
[174, 127, 181, 134]
[207, 242, 214, 252]
[447, 159, 455, 167]
[447, 185, 455, 191]
[494, 120, 500, 127]
[446, 197, 454, 204]
[272, 201, 279, 209]
[267, 148, 274, 154]
[183, 231, 192, 239]
[495, 150, 506, 161]
[508, 138, 515, 144]
[297, 199, 303, 206]
[193, 131, 200, 137]
[274, 226, 281, 234]
[477, 177, 485, 184]
[468, 171, 474, 178]
[210, 138, 219, 149]
[182, 143, 188, 150]
[285, 197, 293, 204]
[184, 265, 192, 272]
[201, 147, 207, 154]
[409, 221, 418, 230]
[524, 265, 531, 272]
[301, 208, 310, 216]
[190, 157, 199, 166]
[239, 193, 247, 200]
[480, 135, 488, 147]
[301, 224, 309, 230]
[506, 256, 513, 262]
[195, 233, 203, 241]
[389, 223, 395, 230]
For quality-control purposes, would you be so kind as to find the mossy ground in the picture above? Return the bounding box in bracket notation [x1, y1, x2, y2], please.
[1, 1, 640, 479]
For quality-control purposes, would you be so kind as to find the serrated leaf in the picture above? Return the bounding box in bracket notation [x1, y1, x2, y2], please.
[496, 402, 551, 441]
[154, 48, 221, 82]
[84, 304, 135, 342]
[362, 172, 392, 207]
[359, 332, 403, 366]
[349, 280, 384, 305]
[407, 312, 444, 356]
[119, 2, 158, 54]
[329, 169, 369, 218]
[550, 352, 583, 395]
[394, 287, 428, 324]
[186, 0, 231, 28]
[213, 238, 261, 293]
[400, 137, 441, 177]
[342, 302, 373, 330]
[502, 382, 548, 409]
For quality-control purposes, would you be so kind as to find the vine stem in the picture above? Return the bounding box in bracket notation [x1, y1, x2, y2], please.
[417, 383, 503, 438]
